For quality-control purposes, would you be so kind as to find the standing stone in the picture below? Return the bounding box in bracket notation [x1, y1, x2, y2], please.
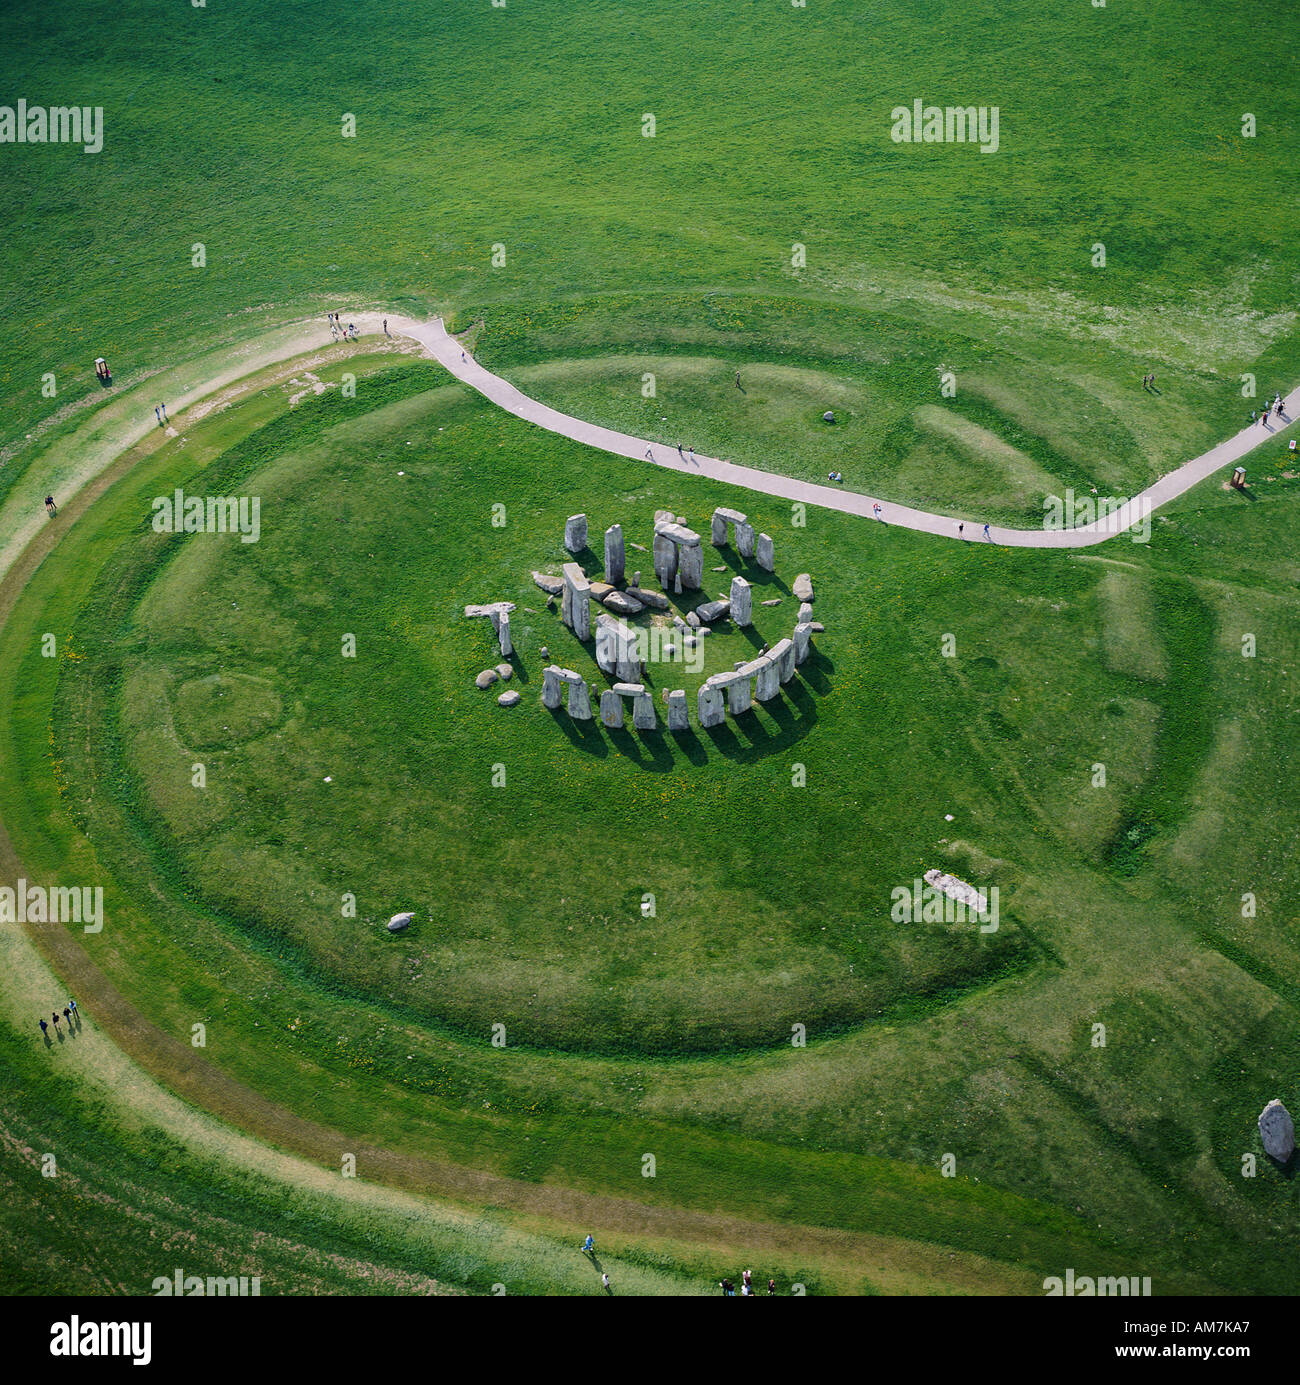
[604, 524, 625, 584]
[563, 562, 591, 641]
[793, 622, 813, 666]
[541, 665, 566, 708]
[1259, 1099, 1296, 1162]
[735, 520, 756, 560]
[756, 532, 775, 571]
[632, 692, 656, 731]
[697, 680, 725, 728]
[730, 576, 753, 627]
[771, 637, 795, 683]
[564, 513, 588, 553]
[711, 510, 728, 546]
[652, 529, 679, 589]
[666, 689, 689, 731]
[595, 615, 617, 675]
[724, 669, 755, 715]
[797, 601, 814, 626]
[793, 573, 814, 602]
[755, 653, 780, 701]
[566, 675, 592, 720]
[497, 611, 512, 656]
[599, 689, 624, 728]
[676, 529, 705, 589]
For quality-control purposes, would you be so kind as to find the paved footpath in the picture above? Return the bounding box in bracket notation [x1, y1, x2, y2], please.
[393, 315, 1295, 548]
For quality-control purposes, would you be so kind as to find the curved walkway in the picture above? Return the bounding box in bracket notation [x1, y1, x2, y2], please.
[395, 315, 1295, 548]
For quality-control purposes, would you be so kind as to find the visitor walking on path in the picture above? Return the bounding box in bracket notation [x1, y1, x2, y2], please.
[154, 405, 162, 426]
[160, 403, 168, 422]
[68, 999, 78, 1019]
[581, 1234, 594, 1255]
[958, 522, 964, 537]
[983, 523, 991, 540]
[44, 495, 57, 516]
[38, 1018, 47, 1038]
[51, 1011, 60, 1032]
[873, 502, 882, 519]
[62, 1006, 72, 1026]
[645, 447, 655, 462]
[383, 318, 389, 337]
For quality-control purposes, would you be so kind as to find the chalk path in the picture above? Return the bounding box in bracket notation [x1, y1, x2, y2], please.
[388, 315, 1295, 548]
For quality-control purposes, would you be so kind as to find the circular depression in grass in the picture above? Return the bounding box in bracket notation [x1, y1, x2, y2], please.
[52, 368, 1034, 1056]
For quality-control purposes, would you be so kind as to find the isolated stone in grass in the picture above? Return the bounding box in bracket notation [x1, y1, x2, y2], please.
[823, 410, 835, 423]
[1259, 1099, 1296, 1162]
[762, 598, 782, 606]
[475, 669, 499, 689]
[497, 690, 521, 707]
[496, 663, 513, 679]
[387, 912, 414, 933]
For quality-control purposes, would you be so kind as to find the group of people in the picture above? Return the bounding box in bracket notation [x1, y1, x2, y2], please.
[720, 1269, 777, 1296]
[38, 999, 79, 1040]
[826, 471, 844, 482]
[1251, 394, 1287, 427]
[154, 402, 168, 426]
[327, 312, 359, 341]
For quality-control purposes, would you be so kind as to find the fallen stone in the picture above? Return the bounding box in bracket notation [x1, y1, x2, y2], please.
[823, 410, 835, 423]
[793, 573, 814, 602]
[695, 598, 731, 623]
[588, 581, 615, 601]
[475, 669, 499, 689]
[387, 912, 414, 933]
[712, 565, 728, 572]
[495, 663, 513, 679]
[810, 621, 825, 633]
[627, 586, 669, 610]
[602, 590, 645, 615]
[532, 571, 564, 596]
[686, 610, 701, 629]
[539, 646, 550, 659]
[761, 598, 782, 606]
[497, 690, 521, 707]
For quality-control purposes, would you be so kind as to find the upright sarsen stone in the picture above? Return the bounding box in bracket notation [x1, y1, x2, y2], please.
[497, 610, 512, 656]
[730, 576, 753, 627]
[1260, 1099, 1296, 1162]
[666, 689, 689, 730]
[734, 519, 756, 560]
[697, 680, 725, 728]
[632, 691, 656, 731]
[754, 652, 780, 701]
[793, 622, 813, 666]
[604, 524, 625, 584]
[599, 689, 624, 728]
[566, 673, 593, 719]
[541, 665, 566, 708]
[564, 513, 588, 553]
[756, 532, 775, 571]
[652, 528, 679, 589]
[770, 636, 795, 683]
[562, 561, 591, 641]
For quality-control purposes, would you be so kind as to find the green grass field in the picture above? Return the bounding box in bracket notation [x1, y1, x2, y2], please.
[1, 0, 1298, 1297]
